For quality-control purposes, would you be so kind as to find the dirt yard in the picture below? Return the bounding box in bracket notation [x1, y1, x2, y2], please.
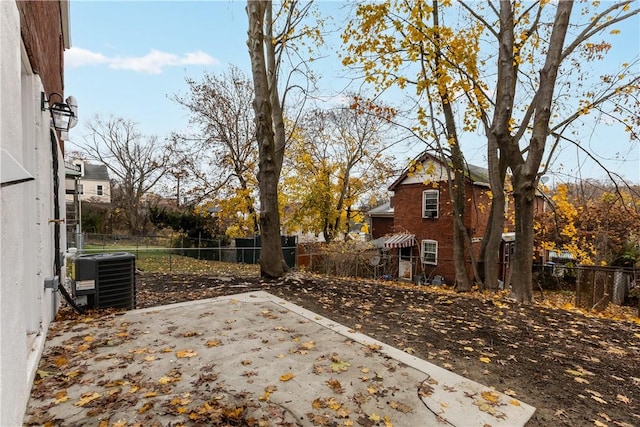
[123, 270, 639, 427]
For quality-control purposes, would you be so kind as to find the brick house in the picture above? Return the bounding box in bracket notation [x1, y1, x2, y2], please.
[368, 151, 516, 284]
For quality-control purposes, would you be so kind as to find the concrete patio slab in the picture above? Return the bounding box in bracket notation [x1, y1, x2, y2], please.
[25, 291, 535, 426]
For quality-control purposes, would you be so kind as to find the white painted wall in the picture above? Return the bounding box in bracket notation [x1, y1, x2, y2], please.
[0, 2, 65, 424]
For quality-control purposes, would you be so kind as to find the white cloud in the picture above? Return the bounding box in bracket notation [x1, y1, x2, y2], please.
[65, 47, 109, 67]
[65, 47, 218, 74]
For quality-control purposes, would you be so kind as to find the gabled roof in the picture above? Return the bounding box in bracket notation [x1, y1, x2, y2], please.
[83, 163, 109, 181]
[388, 151, 489, 191]
[367, 201, 394, 218]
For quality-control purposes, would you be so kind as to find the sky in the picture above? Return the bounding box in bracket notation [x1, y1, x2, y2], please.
[64, 0, 640, 185]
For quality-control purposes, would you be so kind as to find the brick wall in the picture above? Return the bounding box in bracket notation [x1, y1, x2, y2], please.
[393, 181, 515, 283]
[370, 217, 393, 239]
[17, 1, 65, 114]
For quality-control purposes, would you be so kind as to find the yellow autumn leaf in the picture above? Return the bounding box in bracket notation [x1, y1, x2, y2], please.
[463, 347, 474, 352]
[138, 402, 153, 414]
[591, 395, 607, 404]
[593, 421, 607, 427]
[75, 392, 101, 406]
[54, 391, 69, 404]
[176, 349, 198, 358]
[479, 356, 491, 364]
[279, 372, 295, 382]
[481, 390, 500, 403]
[300, 341, 315, 350]
[144, 391, 158, 397]
[369, 413, 381, 422]
[53, 356, 68, 367]
[509, 399, 521, 406]
[206, 339, 222, 347]
[158, 376, 180, 385]
[574, 377, 590, 384]
[144, 356, 156, 362]
[83, 336, 94, 343]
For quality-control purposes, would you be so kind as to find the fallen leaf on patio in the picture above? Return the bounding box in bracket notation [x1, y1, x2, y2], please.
[206, 339, 222, 347]
[176, 349, 197, 358]
[279, 373, 295, 382]
[53, 356, 68, 367]
[144, 356, 156, 362]
[389, 400, 413, 413]
[326, 379, 345, 394]
[509, 399, 520, 406]
[159, 376, 180, 385]
[300, 341, 315, 350]
[75, 392, 101, 407]
[144, 391, 158, 397]
[331, 358, 351, 372]
[479, 356, 491, 363]
[259, 385, 277, 401]
[83, 336, 94, 343]
[369, 413, 381, 422]
[54, 391, 69, 404]
[481, 390, 500, 404]
[403, 347, 415, 354]
[383, 415, 393, 427]
[138, 402, 153, 414]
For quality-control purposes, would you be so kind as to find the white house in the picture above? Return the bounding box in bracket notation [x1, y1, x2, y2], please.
[65, 159, 111, 204]
[0, 1, 72, 424]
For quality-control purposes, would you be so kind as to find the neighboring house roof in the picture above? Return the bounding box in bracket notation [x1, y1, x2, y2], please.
[388, 151, 489, 191]
[367, 201, 394, 218]
[83, 163, 109, 181]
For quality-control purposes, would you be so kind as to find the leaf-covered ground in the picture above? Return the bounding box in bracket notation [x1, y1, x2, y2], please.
[30, 270, 639, 426]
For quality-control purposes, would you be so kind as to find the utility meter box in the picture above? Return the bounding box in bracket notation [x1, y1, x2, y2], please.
[71, 252, 136, 309]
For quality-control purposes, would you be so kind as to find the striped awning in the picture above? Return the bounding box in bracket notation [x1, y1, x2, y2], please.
[383, 233, 416, 248]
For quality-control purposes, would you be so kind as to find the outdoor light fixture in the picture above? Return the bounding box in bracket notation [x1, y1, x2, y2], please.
[41, 92, 78, 132]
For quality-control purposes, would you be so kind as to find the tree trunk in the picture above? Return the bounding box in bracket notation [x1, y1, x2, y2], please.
[482, 137, 508, 290]
[432, 0, 471, 291]
[247, 0, 288, 278]
[510, 176, 536, 303]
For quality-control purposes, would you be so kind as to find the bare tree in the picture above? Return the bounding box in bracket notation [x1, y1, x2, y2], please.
[173, 65, 259, 234]
[81, 115, 173, 234]
[283, 96, 397, 242]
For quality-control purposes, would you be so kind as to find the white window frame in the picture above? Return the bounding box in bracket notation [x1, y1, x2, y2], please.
[97, 184, 103, 196]
[421, 239, 438, 265]
[422, 189, 439, 218]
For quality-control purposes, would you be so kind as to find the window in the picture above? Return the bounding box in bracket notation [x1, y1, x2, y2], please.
[421, 240, 438, 265]
[422, 190, 439, 218]
[97, 185, 103, 196]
